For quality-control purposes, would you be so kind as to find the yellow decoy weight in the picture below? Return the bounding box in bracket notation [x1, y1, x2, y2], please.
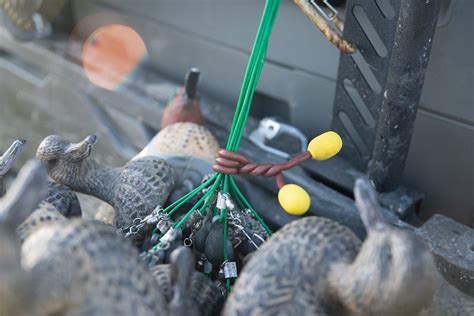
[278, 184, 311, 215]
[277, 131, 342, 215]
[211, 131, 343, 216]
[307, 131, 343, 161]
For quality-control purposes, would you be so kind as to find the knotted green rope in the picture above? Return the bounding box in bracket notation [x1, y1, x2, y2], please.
[155, 0, 281, 292]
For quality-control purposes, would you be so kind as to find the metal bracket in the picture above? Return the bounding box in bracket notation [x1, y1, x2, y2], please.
[249, 117, 307, 159]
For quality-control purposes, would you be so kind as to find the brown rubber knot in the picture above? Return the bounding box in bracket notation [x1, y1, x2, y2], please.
[212, 149, 312, 188]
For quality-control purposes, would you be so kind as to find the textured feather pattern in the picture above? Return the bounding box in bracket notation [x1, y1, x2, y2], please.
[43, 181, 82, 218]
[17, 202, 67, 243]
[224, 217, 361, 316]
[21, 219, 170, 315]
[112, 157, 175, 230]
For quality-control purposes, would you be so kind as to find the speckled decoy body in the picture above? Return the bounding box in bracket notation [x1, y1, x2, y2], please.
[43, 180, 82, 218]
[17, 179, 81, 243]
[36, 134, 176, 232]
[224, 216, 361, 316]
[0, 161, 170, 315]
[135, 122, 220, 164]
[224, 179, 438, 316]
[151, 247, 225, 316]
[16, 201, 67, 243]
[0, 139, 25, 197]
[22, 219, 170, 315]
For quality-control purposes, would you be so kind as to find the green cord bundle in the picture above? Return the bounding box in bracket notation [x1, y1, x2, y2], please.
[153, 0, 281, 291]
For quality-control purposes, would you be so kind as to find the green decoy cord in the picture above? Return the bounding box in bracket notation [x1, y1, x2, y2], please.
[157, 0, 281, 293]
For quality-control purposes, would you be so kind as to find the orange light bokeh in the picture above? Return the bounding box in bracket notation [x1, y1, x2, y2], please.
[82, 24, 147, 90]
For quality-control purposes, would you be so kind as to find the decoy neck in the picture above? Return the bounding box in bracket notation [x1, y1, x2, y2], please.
[36, 135, 118, 204]
[328, 178, 437, 316]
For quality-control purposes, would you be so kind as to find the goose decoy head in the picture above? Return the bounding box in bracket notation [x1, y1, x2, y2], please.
[0, 160, 48, 315]
[36, 135, 97, 166]
[329, 178, 437, 316]
[0, 140, 26, 177]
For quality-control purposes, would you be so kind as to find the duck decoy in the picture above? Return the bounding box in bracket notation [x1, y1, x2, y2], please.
[0, 160, 171, 315]
[161, 68, 203, 128]
[136, 68, 220, 164]
[36, 134, 176, 235]
[22, 216, 170, 315]
[151, 247, 225, 316]
[224, 178, 438, 316]
[0, 139, 25, 197]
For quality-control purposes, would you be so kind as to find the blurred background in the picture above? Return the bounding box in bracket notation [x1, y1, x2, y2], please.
[0, 0, 472, 227]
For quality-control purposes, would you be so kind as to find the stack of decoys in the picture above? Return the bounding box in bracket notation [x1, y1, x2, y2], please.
[134, 75, 345, 279]
[1, 161, 168, 315]
[0, 139, 25, 197]
[224, 178, 440, 316]
[2, 160, 223, 316]
[0, 0, 51, 40]
[92, 69, 218, 240]
[135, 68, 251, 268]
[1, 138, 471, 315]
[36, 134, 176, 246]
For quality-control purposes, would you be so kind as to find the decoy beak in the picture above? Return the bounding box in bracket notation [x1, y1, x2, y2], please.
[84, 135, 98, 145]
[64, 135, 97, 160]
[0, 140, 26, 176]
[354, 178, 388, 233]
[184, 68, 200, 101]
